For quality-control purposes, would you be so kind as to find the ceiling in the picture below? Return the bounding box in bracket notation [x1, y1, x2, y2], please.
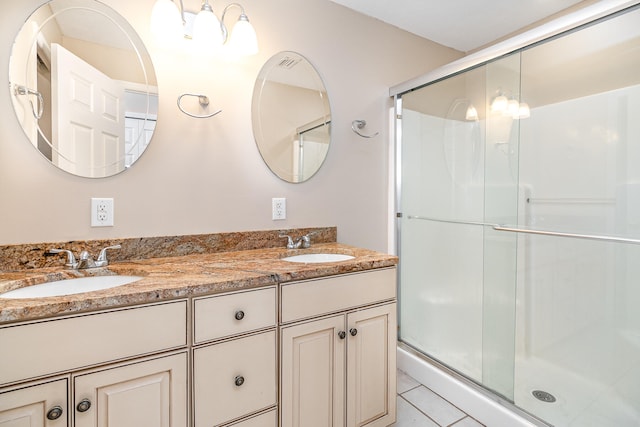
[329, 0, 587, 52]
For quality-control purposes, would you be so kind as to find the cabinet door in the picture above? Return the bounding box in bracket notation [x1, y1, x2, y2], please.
[73, 352, 187, 427]
[346, 303, 397, 427]
[0, 378, 67, 427]
[281, 315, 345, 427]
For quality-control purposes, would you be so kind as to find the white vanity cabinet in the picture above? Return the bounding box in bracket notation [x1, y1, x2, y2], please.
[279, 268, 397, 427]
[0, 300, 188, 427]
[192, 287, 277, 427]
[0, 261, 396, 427]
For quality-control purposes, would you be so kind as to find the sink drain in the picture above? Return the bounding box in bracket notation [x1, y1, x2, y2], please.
[532, 390, 556, 403]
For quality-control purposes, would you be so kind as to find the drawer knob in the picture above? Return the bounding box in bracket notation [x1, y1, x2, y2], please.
[47, 405, 63, 420]
[234, 310, 245, 320]
[338, 331, 346, 339]
[349, 328, 358, 337]
[235, 375, 245, 387]
[76, 399, 91, 413]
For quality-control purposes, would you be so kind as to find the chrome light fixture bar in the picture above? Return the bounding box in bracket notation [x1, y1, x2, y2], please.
[151, 0, 258, 55]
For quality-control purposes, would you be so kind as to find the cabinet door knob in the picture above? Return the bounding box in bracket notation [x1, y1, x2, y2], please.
[234, 375, 245, 387]
[76, 399, 92, 413]
[338, 331, 346, 339]
[349, 328, 358, 336]
[47, 405, 64, 420]
[234, 310, 245, 320]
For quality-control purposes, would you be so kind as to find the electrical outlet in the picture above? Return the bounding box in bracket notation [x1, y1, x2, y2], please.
[272, 197, 286, 220]
[91, 198, 114, 227]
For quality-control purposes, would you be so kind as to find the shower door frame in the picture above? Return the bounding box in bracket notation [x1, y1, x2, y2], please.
[391, 0, 640, 425]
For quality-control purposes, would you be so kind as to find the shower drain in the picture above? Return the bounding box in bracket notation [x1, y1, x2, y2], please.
[532, 390, 556, 403]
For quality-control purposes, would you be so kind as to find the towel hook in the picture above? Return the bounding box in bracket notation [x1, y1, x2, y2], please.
[351, 119, 378, 138]
[13, 84, 44, 119]
[177, 93, 222, 119]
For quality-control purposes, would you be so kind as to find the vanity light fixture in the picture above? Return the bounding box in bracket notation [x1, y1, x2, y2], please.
[150, 0, 258, 55]
[490, 90, 530, 119]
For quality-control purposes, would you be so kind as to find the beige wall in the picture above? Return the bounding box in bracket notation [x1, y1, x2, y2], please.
[0, 0, 462, 250]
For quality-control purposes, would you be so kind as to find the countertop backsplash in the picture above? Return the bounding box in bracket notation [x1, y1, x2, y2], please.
[0, 227, 337, 271]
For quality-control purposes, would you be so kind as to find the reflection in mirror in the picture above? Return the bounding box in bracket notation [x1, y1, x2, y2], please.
[252, 51, 331, 183]
[9, 0, 158, 178]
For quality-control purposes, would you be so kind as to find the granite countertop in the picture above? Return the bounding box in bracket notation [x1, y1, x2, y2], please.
[0, 243, 398, 324]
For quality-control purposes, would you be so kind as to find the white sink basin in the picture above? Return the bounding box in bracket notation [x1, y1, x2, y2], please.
[0, 275, 142, 299]
[281, 253, 355, 263]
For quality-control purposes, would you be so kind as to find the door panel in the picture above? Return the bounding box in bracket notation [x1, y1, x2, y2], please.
[0, 378, 67, 427]
[74, 353, 187, 427]
[347, 304, 396, 427]
[51, 43, 125, 177]
[281, 315, 345, 427]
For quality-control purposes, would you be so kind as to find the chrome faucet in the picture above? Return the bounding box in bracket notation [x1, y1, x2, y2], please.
[279, 232, 318, 249]
[49, 245, 121, 269]
[279, 234, 301, 249]
[48, 249, 78, 269]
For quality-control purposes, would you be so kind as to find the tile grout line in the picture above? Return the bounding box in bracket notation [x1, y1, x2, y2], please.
[398, 393, 444, 426]
[398, 370, 486, 427]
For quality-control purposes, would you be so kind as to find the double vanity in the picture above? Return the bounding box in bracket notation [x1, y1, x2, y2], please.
[0, 230, 398, 427]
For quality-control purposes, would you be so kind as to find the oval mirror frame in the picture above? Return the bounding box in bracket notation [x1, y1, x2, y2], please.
[9, 0, 158, 178]
[252, 51, 331, 183]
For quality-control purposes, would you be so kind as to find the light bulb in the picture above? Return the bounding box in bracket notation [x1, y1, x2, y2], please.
[518, 102, 530, 119]
[150, 0, 183, 44]
[506, 99, 519, 118]
[228, 14, 258, 56]
[465, 105, 478, 121]
[491, 95, 508, 113]
[193, 5, 223, 50]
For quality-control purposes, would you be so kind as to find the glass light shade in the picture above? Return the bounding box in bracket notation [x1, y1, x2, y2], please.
[465, 105, 478, 121]
[193, 7, 223, 49]
[518, 102, 531, 119]
[228, 16, 258, 55]
[491, 95, 508, 113]
[506, 99, 520, 117]
[150, 0, 183, 43]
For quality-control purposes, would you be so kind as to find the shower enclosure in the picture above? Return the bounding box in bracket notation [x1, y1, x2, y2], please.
[394, 4, 640, 426]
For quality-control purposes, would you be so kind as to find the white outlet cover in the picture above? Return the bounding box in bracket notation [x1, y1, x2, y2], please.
[272, 197, 286, 220]
[91, 198, 114, 227]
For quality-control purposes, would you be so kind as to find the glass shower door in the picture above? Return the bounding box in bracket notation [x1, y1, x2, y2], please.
[512, 8, 640, 425]
[398, 53, 522, 400]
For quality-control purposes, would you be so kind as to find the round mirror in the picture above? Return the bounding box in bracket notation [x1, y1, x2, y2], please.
[9, 0, 158, 178]
[252, 51, 331, 183]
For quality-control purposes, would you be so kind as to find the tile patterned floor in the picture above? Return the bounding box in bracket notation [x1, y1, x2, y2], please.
[392, 370, 485, 427]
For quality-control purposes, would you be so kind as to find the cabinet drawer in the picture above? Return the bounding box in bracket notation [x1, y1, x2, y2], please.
[193, 331, 276, 426]
[280, 268, 396, 323]
[193, 287, 276, 344]
[227, 409, 277, 427]
[0, 301, 187, 386]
